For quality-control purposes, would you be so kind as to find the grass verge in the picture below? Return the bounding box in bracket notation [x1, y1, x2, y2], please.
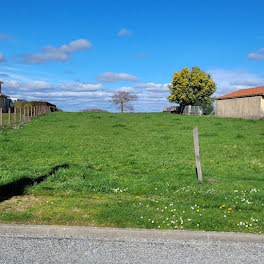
[0, 112, 263, 233]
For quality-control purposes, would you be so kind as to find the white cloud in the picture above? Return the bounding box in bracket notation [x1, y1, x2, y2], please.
[96, 72, 139, 82]
[17, 39, 92, 64]
[248, 48, 264, 60]
[59, 83, 103, 91]
[0, 52, 6, 63]
[0, 72, 9, 77]
[1, 77, 175, 112]
[3, 80, 53, 91]
[134, 82, 169, 92]
[117, 28, 131, 36]
[116, 86, 136, 93]
[209, 69, 264, 96]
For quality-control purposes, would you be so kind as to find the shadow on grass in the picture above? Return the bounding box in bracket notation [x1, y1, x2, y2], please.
[0, 164, 69, 202]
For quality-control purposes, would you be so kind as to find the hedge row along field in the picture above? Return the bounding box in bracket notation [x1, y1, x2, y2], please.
[0, 112, 263, 233]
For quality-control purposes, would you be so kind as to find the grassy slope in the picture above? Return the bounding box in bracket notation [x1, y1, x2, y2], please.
[0, 112, 263, 233]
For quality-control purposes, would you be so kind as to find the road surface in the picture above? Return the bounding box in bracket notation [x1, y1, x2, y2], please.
[0, 225, 263, 264]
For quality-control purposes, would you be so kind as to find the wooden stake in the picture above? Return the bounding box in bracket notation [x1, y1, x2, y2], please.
[0, 108, 2, 127]
[27, 107, 30, 121]
[19, 107, 22, 122]
[193, 127, 203, 182]
[23, 107, 26, 122]
[8, 108, 11, 125]
[14, 108, 16, 124]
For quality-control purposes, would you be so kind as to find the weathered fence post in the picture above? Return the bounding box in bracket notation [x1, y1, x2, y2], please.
[27, 107, 30, 121]
[23, 107, 26, 122]
[193, 127, 203, 182]
[14, 108, 16, 124]
[8, 108, 11, 125]
[31, 106, 33, 118]
[19, 107, 22, 123]
[0, 108, 2, 127]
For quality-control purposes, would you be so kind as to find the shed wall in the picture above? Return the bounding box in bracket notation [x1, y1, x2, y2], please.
[215, 96, 262, 120]
[261, 96, 264, 119]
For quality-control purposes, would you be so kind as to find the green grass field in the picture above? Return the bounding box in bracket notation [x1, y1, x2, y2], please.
[0, 112, 263, 233]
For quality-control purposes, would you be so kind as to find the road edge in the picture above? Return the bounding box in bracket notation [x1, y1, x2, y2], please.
[0, 224, 263, 243]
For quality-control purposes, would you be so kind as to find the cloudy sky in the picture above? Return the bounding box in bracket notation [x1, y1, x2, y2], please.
[0, 0, 264, 112]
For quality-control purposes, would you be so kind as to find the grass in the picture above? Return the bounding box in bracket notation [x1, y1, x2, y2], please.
[0, 112, 263, 233]
[1, 112, 27, 127]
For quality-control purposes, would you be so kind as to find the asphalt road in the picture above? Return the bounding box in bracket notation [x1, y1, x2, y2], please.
[0, 233, 264, 264]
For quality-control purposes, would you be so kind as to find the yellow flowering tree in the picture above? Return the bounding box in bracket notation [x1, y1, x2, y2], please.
[168, 67, 216, 114]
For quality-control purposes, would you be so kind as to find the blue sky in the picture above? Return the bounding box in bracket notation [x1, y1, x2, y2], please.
[0, 0, 264, 112]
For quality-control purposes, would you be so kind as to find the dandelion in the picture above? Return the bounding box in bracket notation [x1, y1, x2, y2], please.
[228, 208, 232, 211]
[196, 209, 200, 212]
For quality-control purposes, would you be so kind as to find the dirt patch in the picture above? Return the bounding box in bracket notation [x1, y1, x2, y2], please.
[0, 195, 45, 212]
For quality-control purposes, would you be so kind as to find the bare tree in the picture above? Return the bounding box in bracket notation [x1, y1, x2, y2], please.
[111, 91, 137, 113]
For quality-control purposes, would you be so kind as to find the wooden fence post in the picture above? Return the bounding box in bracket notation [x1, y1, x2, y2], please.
[193, 127, 203, 182]
[0, 108, 2, 127]
[19, 107, 22, 123]
[8, 108, 11, 125]
[23, 107, 26, 122]
[27, 107, 30, 121]
[14, 108, 16, 124]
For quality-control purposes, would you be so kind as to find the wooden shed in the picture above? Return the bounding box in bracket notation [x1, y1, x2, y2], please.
[215, 86, 264, 120]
